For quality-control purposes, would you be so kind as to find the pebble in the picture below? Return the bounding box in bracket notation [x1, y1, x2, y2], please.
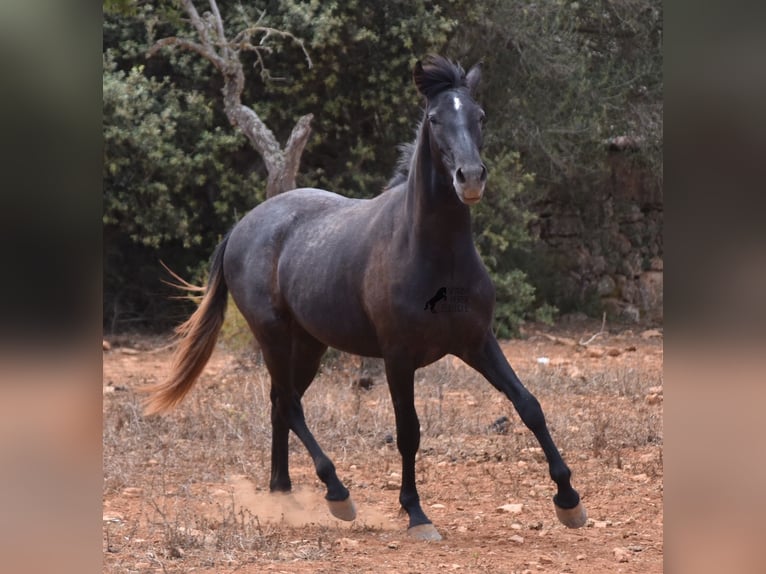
[431, 503, 446, 509]
[496, 503, 523, 514]
[335, 537, 359, 550]
[575, 554, 586, 561]
[539, 554, 553, 564]
[645, 393, 662, 405]
[613, 547, 631, 562]
[509, 534, 524, 544]
[387, 541, 399, 549]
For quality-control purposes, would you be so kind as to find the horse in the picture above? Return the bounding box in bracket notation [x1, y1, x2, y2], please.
[143, 55, 587, 540]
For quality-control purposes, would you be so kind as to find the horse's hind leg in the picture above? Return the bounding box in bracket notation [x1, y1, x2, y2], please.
[260, 327, 356, 521]
[460, 333, 587, 529]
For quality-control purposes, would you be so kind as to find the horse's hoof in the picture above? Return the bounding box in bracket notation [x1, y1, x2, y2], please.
[407, 523, 443, 541]
[327, 496, 357, 521]
[555, 501, 587, 528]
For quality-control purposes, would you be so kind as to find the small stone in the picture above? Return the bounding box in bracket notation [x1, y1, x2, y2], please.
[335, 537, 359, 550]
[539, 554, 554, 564]
[613, 547, 631, 562]
[510, 522, 522, 530]
[631, 473, 649, 482]
[103, 511, 123, 523]
[102, 340, 111, 351]
[607, 348, 622, 357]
[628, 545, 644, 552]
[496, 503, 523, 514]
[645, 393, 662, 405]
[640, 328, 663, 339]
[594, 520, 609, 528]
[509, 534, 524, 544]
[385, 481, 399, 490]
[387, 541, 399, 549]
[457, 525, 468, 533]
[576, 554, 586, 561]
[431, 503, 446, 509]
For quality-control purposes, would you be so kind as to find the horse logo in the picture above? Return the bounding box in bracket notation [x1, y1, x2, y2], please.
[424, 286, 447, 313]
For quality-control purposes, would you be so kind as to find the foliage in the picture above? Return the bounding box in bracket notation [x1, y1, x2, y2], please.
[102, 0, 662, 335]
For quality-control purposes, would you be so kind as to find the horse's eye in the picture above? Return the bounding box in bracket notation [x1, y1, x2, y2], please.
[428, 114, 438, 125]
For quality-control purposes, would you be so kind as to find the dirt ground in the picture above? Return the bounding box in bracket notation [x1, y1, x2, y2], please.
[103, 318, 663, 573]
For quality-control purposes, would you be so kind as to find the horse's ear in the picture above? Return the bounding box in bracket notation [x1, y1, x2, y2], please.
[466, 62, 482, 94]
[413, 60, 426, 96]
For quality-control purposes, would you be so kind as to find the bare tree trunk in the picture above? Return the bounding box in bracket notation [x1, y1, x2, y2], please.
[149, 0, 313, 198]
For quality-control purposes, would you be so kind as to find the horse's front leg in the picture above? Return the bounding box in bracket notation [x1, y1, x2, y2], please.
[460, 333, 587, 528]
[384, 358, 442, 540]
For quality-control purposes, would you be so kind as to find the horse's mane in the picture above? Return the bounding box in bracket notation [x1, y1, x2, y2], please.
[414, 55, 468, 99]
[385, 141, 416, 189]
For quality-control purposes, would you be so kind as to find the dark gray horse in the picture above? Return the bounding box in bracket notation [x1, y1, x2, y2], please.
[144, 55, 586, 540]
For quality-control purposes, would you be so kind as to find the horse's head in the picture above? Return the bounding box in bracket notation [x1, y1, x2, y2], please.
[413, 56, 488, 205]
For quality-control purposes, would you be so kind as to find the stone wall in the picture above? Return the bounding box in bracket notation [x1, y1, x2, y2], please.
[532, 151, 663, 324]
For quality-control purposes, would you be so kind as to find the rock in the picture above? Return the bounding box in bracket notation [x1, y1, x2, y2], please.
[597, 275, 617, 297]
[613, 547, 631, 562]
[638, 270, 663, 321]
[576, 554, 586, 561]
[102, 340, 111, 351]
[497, 503, 523, 514]
[431, 503, 446, 509]
[594, 520, 610, 528]
[538, 554, 554, 564]
[490, 416, 510, 434]
[387, 541, 400, 549]
[620, 304, 641, 323]
[103, 511, 124, 523]
[640, 328, 663, 339]
[335, 537, 359, 550]
[509, 534, 525, 544]
[645, 393, 662, 405]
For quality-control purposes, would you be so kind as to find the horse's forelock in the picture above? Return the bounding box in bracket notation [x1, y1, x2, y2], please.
[414, 55, 467, 100]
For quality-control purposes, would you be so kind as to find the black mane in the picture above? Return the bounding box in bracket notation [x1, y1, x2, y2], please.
[414, 55, 468, 100]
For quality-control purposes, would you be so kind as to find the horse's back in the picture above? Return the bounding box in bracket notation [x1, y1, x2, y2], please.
[222, 187, 397, 353]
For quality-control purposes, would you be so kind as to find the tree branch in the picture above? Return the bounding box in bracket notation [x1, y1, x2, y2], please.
[148, 0, 313, 198]
[148, 37, 226, 71]
[207, 0, 228, 58]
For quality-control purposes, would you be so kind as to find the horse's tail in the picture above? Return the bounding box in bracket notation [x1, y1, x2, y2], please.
[142, 233, 231, 415]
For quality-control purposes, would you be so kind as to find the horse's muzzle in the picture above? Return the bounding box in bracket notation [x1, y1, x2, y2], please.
[454, 163, 487, 205]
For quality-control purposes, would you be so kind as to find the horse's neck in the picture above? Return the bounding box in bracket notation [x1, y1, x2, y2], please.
[403, 134, 473, 255]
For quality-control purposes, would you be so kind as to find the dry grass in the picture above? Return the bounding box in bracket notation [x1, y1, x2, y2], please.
[103, 339, 663, 570]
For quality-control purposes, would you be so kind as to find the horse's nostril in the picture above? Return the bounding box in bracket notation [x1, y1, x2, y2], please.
[456, 168, 466, 183]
